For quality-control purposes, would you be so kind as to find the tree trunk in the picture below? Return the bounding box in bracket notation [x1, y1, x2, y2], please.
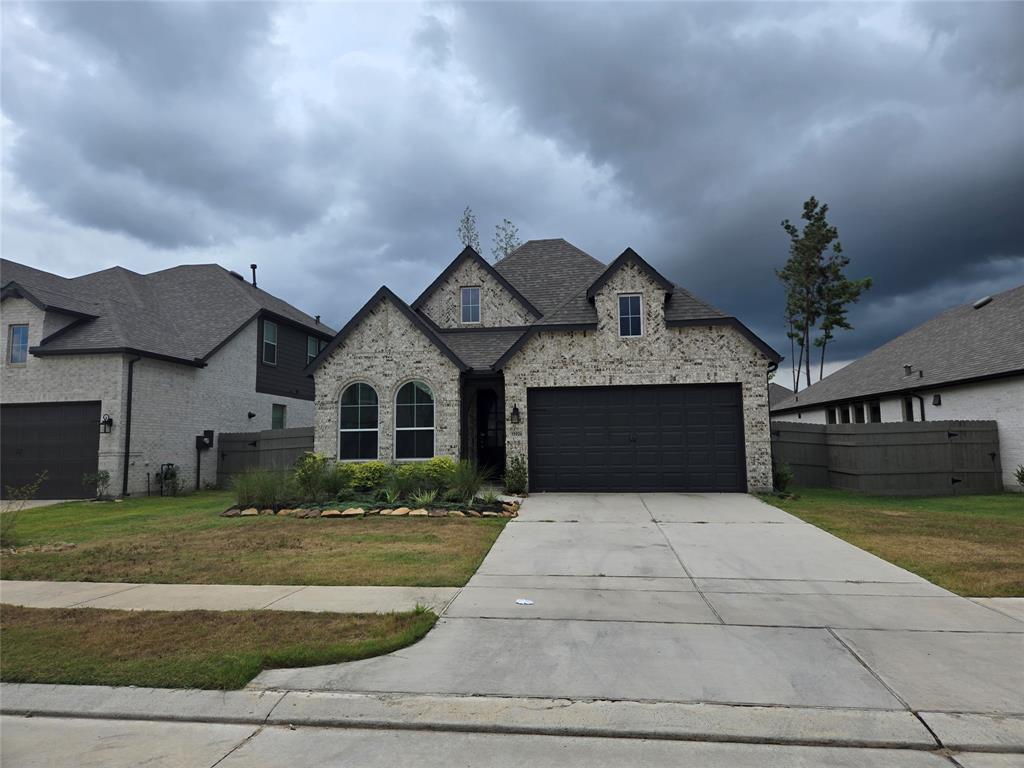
[803, 325, 812, 388]
[819, 341, 827, 381]
[789, 320, 798, 392]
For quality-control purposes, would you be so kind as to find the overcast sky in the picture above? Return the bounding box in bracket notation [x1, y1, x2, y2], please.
[3, 2, 1022, 385]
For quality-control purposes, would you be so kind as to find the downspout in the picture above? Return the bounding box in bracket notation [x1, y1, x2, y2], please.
[122, 355, 141, 496]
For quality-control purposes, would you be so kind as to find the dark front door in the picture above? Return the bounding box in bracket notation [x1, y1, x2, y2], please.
[476, 388, 506, 473]
[527, 384, 745, 492]
[1, 401, 101, 498]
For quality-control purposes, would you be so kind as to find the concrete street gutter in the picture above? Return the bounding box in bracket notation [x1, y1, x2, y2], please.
[3, 683, 1020, 753]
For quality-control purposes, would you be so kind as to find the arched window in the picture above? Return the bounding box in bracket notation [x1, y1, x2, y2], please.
[339, 383, 378, 460]
[395, 381, 434, 459]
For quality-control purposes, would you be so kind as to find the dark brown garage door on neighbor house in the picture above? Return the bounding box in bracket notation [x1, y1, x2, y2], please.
[1, 402, 101, 499]
[527, 385, 746, 492]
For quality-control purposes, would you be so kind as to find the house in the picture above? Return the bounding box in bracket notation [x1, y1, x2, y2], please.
[771, 284, 1024, 490]
[307, 239, 780, 492]
[769, 382, 793, 409]
[1, 259, 334, 498]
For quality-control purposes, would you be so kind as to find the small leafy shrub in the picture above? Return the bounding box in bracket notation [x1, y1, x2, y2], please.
[293, 452, 330, 502]
[350, 461, 392, 492]
[1015, 464, 1024, 491]
[480, 489, 500, 506]
[157, 465, 180, 496]
[81, 470, 112, 499]
[392, 464, 428, 496]
[380, 484, 402, 505]
[234, 469, 293, 509]
[1, 471, 47, 548]
[504, 455, 527, 495]
[422, 456, 457, 491]
[409, 488, 438, 507]
[772, 460, 794, 493]
[324, 462, 355, 498]
[448, 460, 491, 504]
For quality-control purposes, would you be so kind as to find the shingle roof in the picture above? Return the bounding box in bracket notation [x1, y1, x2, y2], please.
[1, 259, 334, 365]
[435, 328, 529, 371]
[772, 283, 1024, 412]
[769, 382, 794, 407]
[493, 239, 607, 316]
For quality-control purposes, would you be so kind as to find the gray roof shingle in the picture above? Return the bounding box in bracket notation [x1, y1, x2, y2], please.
[435, 328, 529, 371]
[1, 259, 334, 365]
[772, 283, 1024, 412]
[493, 239, 607, 316]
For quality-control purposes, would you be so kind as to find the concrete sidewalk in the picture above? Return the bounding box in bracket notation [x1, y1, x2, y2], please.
[0, 580, 458, 614]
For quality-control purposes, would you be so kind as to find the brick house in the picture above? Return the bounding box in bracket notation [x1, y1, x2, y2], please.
[1, 259, 334, 498]
[308, 240, 780, 492]
[771, 283, 1024, 491]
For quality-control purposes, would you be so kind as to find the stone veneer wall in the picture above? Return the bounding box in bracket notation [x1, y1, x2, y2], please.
[501, 261, 774, 491]
[313, 297, 461, 460]
[418, 257, 536, 329]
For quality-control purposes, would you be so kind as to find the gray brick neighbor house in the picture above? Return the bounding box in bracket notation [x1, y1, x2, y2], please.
[1, 259, 334, 498]
[308, 240, 781, 492]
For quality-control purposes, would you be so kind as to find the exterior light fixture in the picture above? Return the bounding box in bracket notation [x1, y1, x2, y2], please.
[247, 411, 256, 419]
[932, 394, 942, 406]
[99, 414, 114, 433]
[510, 405, 521, 424]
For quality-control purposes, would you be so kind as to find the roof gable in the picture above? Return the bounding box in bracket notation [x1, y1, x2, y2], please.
[307, 286, 467, 374]
[412, 246, 540, 319]
[493, 239, 607, 316]
[586, 247, 675, 300]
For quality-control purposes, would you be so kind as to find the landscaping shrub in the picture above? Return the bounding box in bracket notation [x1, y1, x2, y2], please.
[448, 460, 491, 504]
[1015, 464, 1024, 491]
[409, 488, 438, 507]
[422, 457, 457, 491]
[81, 470, 112, 500]
[293, 452, 330, 502]
[503, 456, 527, 495]
[324, 462, 355, 499]
[772, 460, 794, 493]
[350, 461, 392, 492]
[233, 469, 294, 509]
[1, 472, 47, 548]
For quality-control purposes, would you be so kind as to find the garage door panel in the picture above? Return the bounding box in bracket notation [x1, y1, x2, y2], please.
[527, 385, 745, 492]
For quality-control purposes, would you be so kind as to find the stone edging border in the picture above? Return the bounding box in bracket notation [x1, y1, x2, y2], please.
[221, 501, 520, 520]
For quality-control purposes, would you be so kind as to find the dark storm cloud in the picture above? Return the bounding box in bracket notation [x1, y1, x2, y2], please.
[454, 2, 1024, 361]
[2, 1, 336, 248]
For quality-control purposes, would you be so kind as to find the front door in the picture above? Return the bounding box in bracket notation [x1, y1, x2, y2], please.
[476, 388, 506, 473]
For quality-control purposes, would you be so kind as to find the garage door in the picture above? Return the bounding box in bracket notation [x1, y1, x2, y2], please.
[527, 385, 745, 492]
[1, 402, 101, 499]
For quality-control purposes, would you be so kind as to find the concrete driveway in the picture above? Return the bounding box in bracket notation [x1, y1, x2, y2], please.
[255, 493, 1024, 716]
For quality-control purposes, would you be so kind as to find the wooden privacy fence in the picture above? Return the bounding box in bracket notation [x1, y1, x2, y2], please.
[216, 427, 314, 489]
[771, 420, 1003, 495]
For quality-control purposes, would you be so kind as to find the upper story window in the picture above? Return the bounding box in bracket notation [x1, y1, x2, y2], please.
[7, 324, 29, 365]
[461, 286, 480, 324]
[618, 294, 642, 337]
[262, 320, 277, 365]
[307, 335, 320, 366]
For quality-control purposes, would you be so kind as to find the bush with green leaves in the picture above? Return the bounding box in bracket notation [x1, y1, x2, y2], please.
[81, 470, 112, 499]
[350, 461, 392, 492]
[773, 460, 794, 493]
[447, 460, 491, 504]
[293, 452, 330, 501]
[233, 469, 294, 509]
[325, 462, 355, 498]
[409, 488, 438, 507]
[503, 455, 527, 495]
[1016, 464, 1024, 490]
[421, 456, 457, 490]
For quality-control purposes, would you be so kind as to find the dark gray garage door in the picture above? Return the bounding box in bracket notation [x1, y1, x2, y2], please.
[527, 385, 745, 492]
[1, 402, 101, 499]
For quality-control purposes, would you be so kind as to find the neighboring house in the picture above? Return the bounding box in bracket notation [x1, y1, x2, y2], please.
[768, 382, 793, 409]
[1, 260, 334, 498]
[771, 284, 1024, 490]
[307, 240, 780, 492]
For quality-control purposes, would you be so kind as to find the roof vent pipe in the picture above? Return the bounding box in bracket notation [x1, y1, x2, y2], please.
[972, 296, 992, 309]
[250, 264, 257, 288]
[904, 364, 913, 376]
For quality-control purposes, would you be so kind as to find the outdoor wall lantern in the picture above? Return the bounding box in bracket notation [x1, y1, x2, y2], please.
[510, 404, 521, 424]
[99, 414, 114, 433]
[247, 411, 256, 419]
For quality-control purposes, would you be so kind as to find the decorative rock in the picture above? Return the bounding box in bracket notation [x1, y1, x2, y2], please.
[342, 507, 364, 517]
[321, 509, 342, 518]
[221, 508, 241, 517]
[277, 508, 296, 516]
[428, 508, 448, 517]
[378, 509, 394, 516]
[260, 508, 275, 516]
[409, 508, 429, 516]
[466, 510, 481, 517]
[365, 509, 380, 515]
[300, 509, 321, 518]
[448, 510, 465, 517]
[392, 507, 410, 516]
[482, 511, 499, 517]
[240, 508, 259, 516]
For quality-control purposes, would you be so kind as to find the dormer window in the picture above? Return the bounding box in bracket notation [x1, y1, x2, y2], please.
[618, 294, 642, 337]
[461, 286, 480, 324]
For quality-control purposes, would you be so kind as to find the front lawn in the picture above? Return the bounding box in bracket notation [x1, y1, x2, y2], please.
[761, 488, 1024, 597]
[0, 491, 507, 586]
[0, 605, 435, 689]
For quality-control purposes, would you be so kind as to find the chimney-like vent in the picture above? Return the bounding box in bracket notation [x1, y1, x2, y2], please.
[904, 364, 913, 376]
[972, 296, 992, 310]
[315, 314, 320, 324]
[250, 264, 258, 288]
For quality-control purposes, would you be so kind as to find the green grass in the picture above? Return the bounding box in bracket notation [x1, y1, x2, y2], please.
[761, 487, 1024, 597]
[0, 491, 507, 586]
[0, 605, 436, 689]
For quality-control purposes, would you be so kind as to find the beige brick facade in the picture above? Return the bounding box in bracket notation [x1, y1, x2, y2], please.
[418, 257, 535, 329]
[312, 296, 461, 460]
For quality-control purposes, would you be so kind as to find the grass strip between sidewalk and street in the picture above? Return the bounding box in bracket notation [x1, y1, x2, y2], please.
[0, 604, 436, 689]
[0, 491, 507, 587]
[761, 487, 1024, 597]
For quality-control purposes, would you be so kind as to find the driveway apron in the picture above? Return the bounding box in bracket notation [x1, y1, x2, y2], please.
[254, 493, 1024, 716]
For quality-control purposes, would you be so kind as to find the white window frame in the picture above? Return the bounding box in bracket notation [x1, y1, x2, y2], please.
[461, 286, 481, 324]
[7, 324, 29, 365]
[618, 293, 643, 337]
[338, 382, 379, 461]
[263, 320, 278, 365]
[307, 335, 320, 366]
[394, 380, 435, 461]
